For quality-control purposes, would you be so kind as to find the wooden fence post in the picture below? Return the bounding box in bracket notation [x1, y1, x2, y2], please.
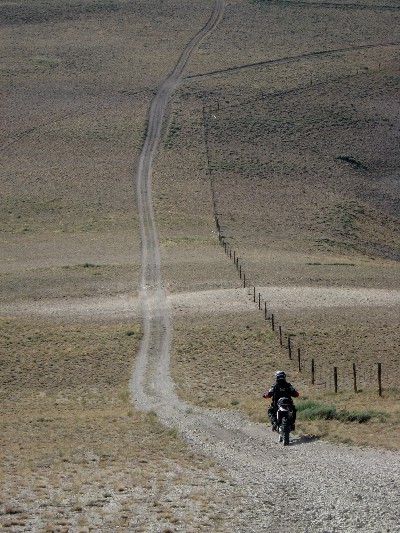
[243, 273, 246, 288]
[264, 302, 267, 320]
[253, 286, 256, 303]
[258, 293, 261, 310]
[377, 363, 382, 397]
[239, 265, 242, 279]
[271, 314, 275, 332]
[334, 367, 338, 393]
[353, 363, 357, 393]
[311, 358, 315, 385]
[297, 348, 301, 372]
[288, 335, 292, 359]
[279, 326, 283, 347]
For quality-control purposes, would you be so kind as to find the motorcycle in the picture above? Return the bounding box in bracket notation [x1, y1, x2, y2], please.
[276, 397, 294, 446]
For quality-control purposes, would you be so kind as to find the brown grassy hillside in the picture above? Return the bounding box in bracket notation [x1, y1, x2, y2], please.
[1, 0, 399, 527]
[151, 0, 400, 444]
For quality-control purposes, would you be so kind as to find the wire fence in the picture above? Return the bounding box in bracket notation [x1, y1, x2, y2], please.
[201, 104, 398, 397]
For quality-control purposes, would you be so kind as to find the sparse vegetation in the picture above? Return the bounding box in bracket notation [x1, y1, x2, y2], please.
[1, 0, 399, 528]
[171, 313, 399, 448]
[297, 399, 387, 423]
[0, 317, 249, 530]
[164, 119, 182, 149]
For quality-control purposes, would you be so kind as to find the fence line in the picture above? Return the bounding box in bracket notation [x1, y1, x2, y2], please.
[217, 229, 392, 395]
[201, 106, 394, 397]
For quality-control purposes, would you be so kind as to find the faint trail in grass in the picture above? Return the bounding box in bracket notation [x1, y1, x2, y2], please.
[0, 89, 153, 153]
[185, 41, 400, 81]
[276, 0, 400, 11]
[0, 112, 74, 153]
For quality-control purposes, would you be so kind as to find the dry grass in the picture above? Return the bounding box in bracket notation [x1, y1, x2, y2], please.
[0, 0, 215, 277]
[1, 0, 400, 526]
[0, 2, 261, 529]
[171, 310, 400, 450]
[150, 0, 400, 449]
[0, 317, 251, 531]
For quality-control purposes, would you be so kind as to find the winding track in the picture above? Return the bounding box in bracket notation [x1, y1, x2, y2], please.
[130, 2, 400, 531]
[185, 40, 400, 81]
[130, 0, 225, 411]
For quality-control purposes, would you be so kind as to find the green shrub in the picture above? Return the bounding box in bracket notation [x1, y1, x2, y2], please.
[297, 400, 388, 424]
[297, 400, 322, 412]
[297, 399, 333, 420]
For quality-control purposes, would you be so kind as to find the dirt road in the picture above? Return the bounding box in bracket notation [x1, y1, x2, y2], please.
[129, 1, 399, 531]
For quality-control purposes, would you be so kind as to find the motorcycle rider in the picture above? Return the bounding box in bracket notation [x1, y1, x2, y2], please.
[263, 371, 299, 431]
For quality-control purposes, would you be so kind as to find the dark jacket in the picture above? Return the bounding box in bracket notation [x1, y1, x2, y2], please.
[263, 381, 299, 407]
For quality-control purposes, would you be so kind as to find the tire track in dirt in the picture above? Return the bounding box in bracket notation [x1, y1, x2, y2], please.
[185, 41, 400, 81]
[130, 0, 225, 409]
[129, 2, 400, 531]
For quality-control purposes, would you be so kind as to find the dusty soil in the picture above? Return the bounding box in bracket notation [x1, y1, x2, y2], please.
[1, 0, 400, 531]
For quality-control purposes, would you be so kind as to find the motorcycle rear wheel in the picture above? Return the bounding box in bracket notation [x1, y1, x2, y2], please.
[281, 418, 290, 446]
